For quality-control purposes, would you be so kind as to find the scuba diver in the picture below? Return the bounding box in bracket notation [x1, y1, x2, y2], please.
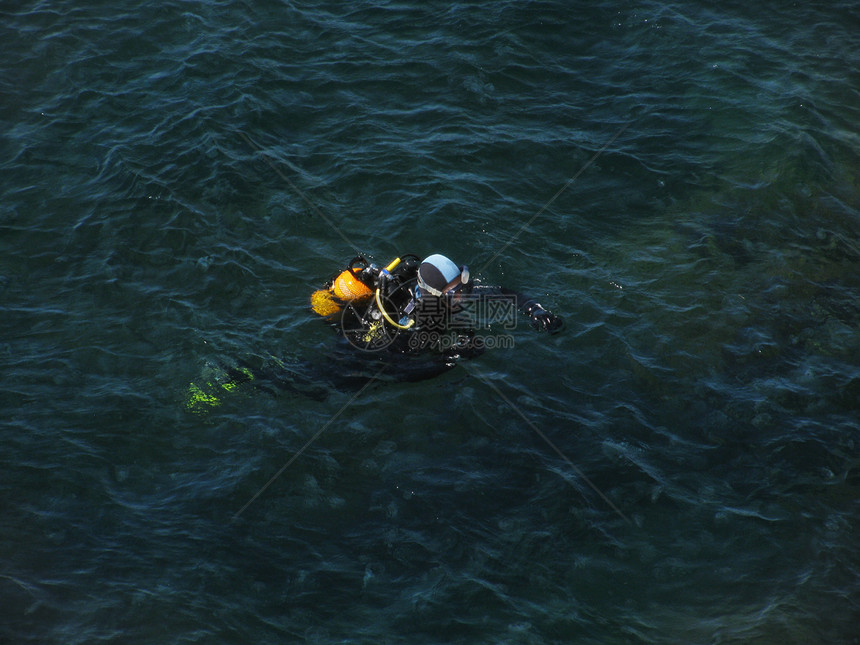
[186, 253, 561, 411]
[311, 252, 561, 354]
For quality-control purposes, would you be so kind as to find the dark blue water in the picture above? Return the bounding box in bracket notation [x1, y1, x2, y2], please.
[3, 1, 859, 643]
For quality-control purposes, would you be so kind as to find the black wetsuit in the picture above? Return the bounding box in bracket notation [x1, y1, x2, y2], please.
[317, 255, 562, 382]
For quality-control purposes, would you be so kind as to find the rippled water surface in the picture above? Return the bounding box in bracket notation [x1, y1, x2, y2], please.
[2, 1, 859, 643]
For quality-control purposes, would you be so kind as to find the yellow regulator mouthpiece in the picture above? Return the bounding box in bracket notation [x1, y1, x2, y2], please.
[384, 257, 401, 272]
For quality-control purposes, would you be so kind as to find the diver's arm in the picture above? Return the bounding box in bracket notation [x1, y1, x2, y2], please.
[473, 284, 563, 334]
[517, 295, 563, 333]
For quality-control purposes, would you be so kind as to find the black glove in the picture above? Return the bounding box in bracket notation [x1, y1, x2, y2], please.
[526, 303, 563, 334]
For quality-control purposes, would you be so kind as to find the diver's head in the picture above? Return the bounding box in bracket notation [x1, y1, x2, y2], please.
[417, 254, 469, 297]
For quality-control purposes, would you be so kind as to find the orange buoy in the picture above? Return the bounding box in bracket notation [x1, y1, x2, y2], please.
[331, 269, 372, 301]
[311, 268, 373, 317]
